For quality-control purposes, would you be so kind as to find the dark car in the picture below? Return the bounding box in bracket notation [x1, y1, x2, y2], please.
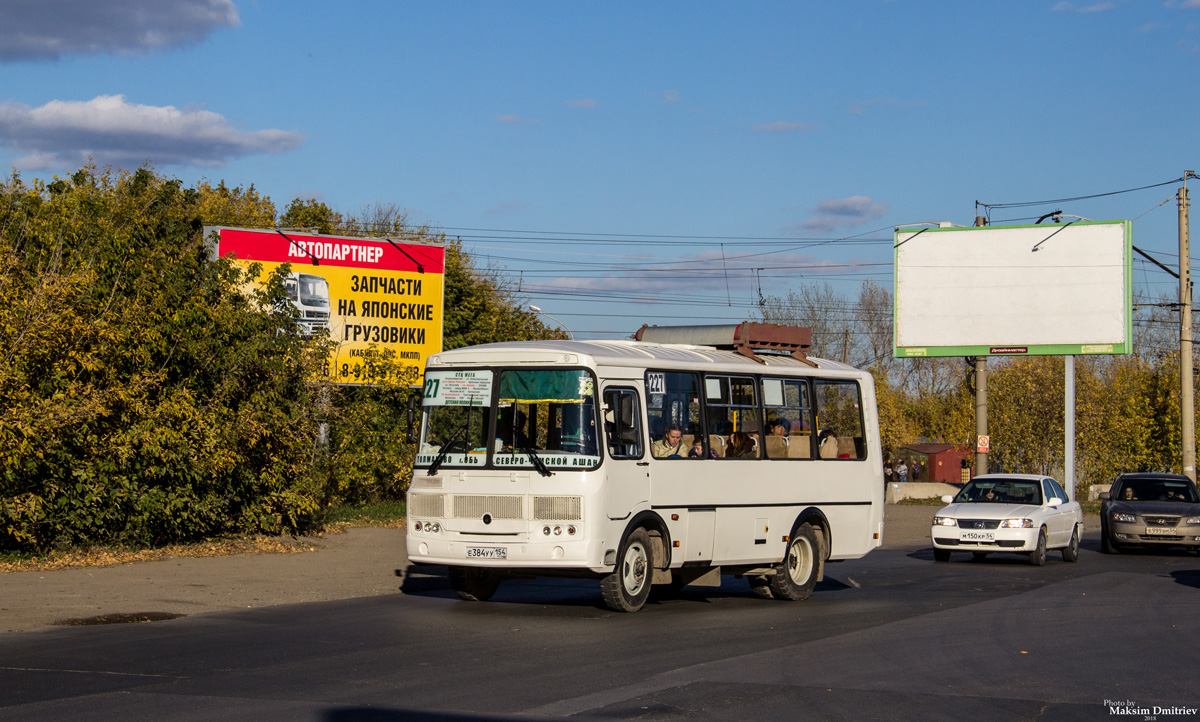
[1100, 473, 1200, 554]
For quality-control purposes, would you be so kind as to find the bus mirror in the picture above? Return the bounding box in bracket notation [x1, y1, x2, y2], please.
[406, 395, 418, 444]
[618, 395, 638, 444]
[618, 395, 635, 428]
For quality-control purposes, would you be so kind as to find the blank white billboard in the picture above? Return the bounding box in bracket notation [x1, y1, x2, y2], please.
[894, 221, 1131, 357]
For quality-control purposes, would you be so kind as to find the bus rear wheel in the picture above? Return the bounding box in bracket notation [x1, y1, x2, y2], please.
[449, 566, 502, 602]
[769, 523, 820, 601]
[602, 528, 653, 612]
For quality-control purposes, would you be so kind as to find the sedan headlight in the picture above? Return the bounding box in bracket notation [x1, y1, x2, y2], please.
[1185, 516, 1200, 525]
[1111, 512, 1136, 523]
[1000, 518, 1033, 528]
[933, 516, 957, 527]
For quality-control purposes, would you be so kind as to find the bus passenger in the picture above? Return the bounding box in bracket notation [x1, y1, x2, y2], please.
[727, 431, 756, 458]
[769, 418, 789, 436]
[652, 424, 688, 458]
[819, 430, 839, 459]
[688, 437, 716, 458]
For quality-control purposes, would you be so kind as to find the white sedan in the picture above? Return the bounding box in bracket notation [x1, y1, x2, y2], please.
[930, 474, 1084, 565]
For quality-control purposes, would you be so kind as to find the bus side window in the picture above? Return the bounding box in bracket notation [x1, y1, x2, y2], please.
[762, 377, 814, 460]
[645, 371, 704, 459]
[704, 375, 760, 459]
[813, 379, 866, 460]
[603, 388, 643, 459]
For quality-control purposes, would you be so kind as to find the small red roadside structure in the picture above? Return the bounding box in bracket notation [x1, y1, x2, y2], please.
[897, 443, 972, 484]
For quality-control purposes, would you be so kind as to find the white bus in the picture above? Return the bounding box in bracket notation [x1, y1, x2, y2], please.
[406, 324, 884, 612]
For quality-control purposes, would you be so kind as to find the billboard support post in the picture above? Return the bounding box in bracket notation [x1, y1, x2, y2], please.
[1065, 355, 1075, 500]
[1180, 177, 1195, 481]
[975, 356, 988, 477]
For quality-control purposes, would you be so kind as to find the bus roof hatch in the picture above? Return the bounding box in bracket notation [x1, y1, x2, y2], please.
[632, 323, 815, 366]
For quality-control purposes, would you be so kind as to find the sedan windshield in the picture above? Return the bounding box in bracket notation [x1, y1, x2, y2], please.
[1113, 479, 1199, 503]
[954, 480, 1043, 505]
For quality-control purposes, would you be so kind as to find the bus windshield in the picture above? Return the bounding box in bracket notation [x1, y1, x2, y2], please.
[415, 368, 600, 471]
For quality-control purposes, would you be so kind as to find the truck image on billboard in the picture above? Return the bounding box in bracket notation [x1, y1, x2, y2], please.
[206, 226, 445, 387]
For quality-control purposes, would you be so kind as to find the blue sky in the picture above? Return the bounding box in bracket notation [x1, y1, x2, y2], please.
[2, 0, 1200, 339]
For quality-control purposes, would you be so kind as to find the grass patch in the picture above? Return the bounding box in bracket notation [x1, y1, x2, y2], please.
[0, 501, 409, 573]
[0, 534, 320, 573]
[323, 500, 407, 528]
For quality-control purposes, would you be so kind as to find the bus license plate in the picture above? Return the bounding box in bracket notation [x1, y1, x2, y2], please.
[467, 547, 507, 559]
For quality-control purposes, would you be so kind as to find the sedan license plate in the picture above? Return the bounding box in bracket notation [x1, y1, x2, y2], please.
[961, 531, 995, 542]
[1144, 526, 1176, 536]
[467, 546, 507, 559]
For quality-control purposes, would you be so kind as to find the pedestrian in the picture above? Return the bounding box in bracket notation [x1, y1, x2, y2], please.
[884, 460, 893, 483]
[897, 460, 908, 483]
[909, 459, 920, 482]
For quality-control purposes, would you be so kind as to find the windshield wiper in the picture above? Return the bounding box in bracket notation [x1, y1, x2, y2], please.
[426, 427, 462, 476]
[520, 444, 553, 477]
[426, 397, 478, 475]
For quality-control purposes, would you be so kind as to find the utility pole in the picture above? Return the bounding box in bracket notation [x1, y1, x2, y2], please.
[974, 214, 989, 477]
[1181, 174, 1195, 481]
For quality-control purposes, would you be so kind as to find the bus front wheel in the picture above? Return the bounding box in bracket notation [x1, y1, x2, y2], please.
[449, 566, 502, 602]
[602, 528, 653, 612]
[769, 523, 820, 601]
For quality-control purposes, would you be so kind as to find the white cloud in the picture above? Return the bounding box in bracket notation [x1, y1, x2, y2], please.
[565, 99, 597, 108]
[0, 94, 303, 170]
[0, 0, 239, 61]
[752, 121, 814, 133]
[495, 114, 541, 124]
[657, 90, 682, 103]
[786, 196, 889, 235]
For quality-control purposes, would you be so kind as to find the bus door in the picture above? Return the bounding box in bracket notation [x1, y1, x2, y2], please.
[602, 386, 649, 519]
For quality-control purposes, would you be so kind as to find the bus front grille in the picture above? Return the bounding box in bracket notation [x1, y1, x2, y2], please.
[533, 496, 582, 521]
[409, 493, 445, 518]
[452, 495, 523, 520]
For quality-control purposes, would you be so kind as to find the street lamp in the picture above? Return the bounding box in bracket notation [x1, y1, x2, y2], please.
[529, 305, 573, 340]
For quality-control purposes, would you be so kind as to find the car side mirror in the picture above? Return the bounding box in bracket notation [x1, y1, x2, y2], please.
[1099, 491, 1111, 501]
[1047, 497, 1063, 507]
[941, 495, 954, 504]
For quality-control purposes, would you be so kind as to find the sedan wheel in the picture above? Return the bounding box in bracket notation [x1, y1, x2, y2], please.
[1062, 524, 1080, 562]
[1028, 528, 1048, 566]
[933, 548, 951, 563]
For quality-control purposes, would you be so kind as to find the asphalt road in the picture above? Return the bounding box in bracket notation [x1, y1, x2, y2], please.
[1, 508, 1198, 721]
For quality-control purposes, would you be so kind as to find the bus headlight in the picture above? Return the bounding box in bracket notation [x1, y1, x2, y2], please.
[423, 522, 433, 532]
[431, 523, 440, 533]
[543, 526, 551, 536]
[567, 526, 577, 535]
